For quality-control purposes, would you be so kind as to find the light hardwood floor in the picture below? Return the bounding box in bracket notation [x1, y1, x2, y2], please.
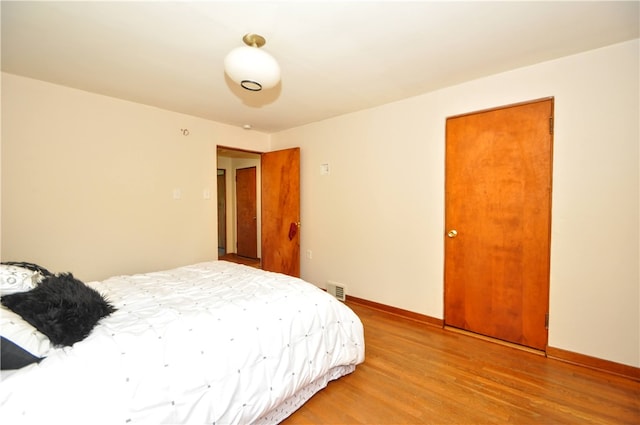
[218, 253, 261, 268]
[283, 301, 640, 424]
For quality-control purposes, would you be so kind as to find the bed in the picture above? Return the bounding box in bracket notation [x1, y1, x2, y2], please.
[0, 261, 365, 424]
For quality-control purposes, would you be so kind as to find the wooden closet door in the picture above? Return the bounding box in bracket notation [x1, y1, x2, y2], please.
[444, 98, 553, 351]
[236, 167, 257, 258]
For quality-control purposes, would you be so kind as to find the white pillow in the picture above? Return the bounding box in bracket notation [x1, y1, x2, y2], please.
[0, 305, 52, 358]
[0, 265, 39, 295]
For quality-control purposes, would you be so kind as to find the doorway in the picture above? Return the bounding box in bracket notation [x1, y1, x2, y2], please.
[216, 147, 261, 262]
[216, 146, 301, 277]
[444, 98, 554, 351]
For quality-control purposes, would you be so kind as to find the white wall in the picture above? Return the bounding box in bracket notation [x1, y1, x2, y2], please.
[272, 40, 639, 367]
[1, 73, 269, 281]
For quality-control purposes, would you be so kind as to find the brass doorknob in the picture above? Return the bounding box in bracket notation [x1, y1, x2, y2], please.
[447, 229, 458, 238]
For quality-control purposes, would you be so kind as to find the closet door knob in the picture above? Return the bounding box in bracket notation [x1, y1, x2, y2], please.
[447, 229, 458, 238]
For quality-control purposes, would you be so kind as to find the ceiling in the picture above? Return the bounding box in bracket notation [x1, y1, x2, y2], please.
[2, 1, 638, 133]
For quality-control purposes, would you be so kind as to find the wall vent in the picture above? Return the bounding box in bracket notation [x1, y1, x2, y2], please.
[326, 281, 346, 302]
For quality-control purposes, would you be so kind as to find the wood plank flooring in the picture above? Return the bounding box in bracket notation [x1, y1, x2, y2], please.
[218, 253, 261, 268]
[283, 301, 640, 424]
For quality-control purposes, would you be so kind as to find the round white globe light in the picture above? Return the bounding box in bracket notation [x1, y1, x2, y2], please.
[224, 46, 281, 91]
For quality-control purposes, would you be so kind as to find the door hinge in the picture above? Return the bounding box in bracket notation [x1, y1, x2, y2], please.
[545, 313, 549, 329]
[549, 117, 554, 135]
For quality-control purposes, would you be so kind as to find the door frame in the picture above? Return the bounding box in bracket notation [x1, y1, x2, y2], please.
[216, 146, 301, 277]
[216, 169, 226, 256]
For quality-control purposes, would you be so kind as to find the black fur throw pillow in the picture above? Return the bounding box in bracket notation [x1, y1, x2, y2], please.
[0, 273, 115, 346]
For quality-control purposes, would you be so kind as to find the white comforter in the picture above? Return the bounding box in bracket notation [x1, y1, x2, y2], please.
[0, 261, 365, 424]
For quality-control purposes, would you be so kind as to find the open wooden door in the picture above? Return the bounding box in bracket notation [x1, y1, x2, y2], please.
[444, 98, 553, 351]
[261, 148, 300, 277]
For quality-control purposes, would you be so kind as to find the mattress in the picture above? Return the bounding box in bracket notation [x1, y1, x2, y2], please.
[0, 261, 365, 424]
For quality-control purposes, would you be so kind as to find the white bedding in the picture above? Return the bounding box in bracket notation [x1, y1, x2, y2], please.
[0, 261, 365, 424]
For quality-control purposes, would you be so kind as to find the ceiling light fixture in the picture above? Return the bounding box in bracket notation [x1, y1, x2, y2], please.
[224, 34, 280, 92]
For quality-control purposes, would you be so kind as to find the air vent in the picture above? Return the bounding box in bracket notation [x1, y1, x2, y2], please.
[326, 281, 346, 302]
